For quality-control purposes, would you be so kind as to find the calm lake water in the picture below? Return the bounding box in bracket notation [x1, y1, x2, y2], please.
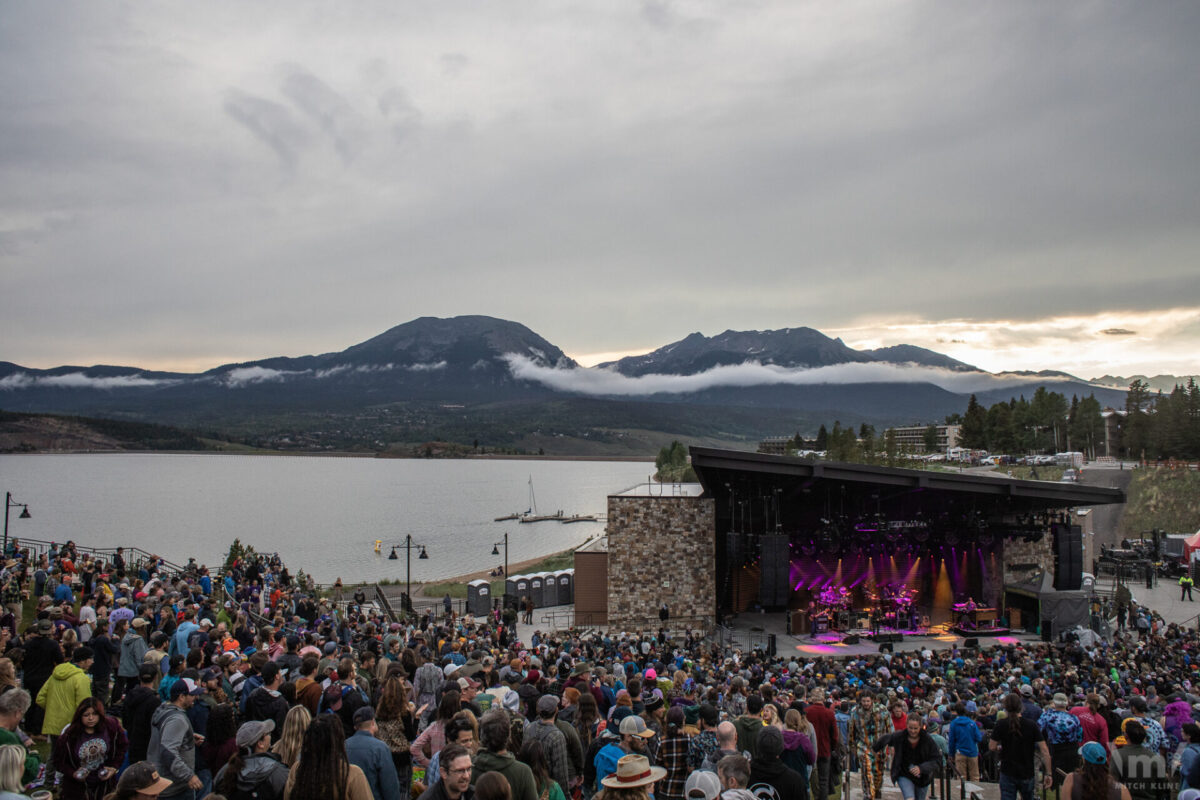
[0, 454, 654, 584]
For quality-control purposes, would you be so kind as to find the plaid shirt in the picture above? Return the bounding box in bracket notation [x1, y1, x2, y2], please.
[657, 732, 691, 800]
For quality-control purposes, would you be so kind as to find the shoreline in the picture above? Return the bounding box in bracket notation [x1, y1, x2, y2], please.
[4, 450, 654, 463]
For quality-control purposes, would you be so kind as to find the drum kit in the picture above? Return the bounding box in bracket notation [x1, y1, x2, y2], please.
[808, 582, 922, 634]
[864, 583, 920, 630]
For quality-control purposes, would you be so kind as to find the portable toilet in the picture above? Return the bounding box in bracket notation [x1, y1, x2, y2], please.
[529, 573, 545, 606]
[556, 569, 573, 605]
[506, 574, 528, 610]
[467, 579, 491, 617]
[542, 568, 559, 606]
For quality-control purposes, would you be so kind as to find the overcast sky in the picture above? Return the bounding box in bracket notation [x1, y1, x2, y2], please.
[3, 1, 1199, 380]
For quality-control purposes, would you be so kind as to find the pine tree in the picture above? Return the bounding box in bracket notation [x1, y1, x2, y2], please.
[960, 395, 988, 449]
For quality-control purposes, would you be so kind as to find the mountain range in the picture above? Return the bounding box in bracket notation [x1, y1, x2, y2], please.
[0, 316, 1130, 454]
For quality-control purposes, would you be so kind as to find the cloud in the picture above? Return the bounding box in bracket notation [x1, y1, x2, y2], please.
[405, 361, 446, 372]
[502, 354, 1066, 397]
[281, 67, 369, 163]
[0, 372, 175, 391]
[1100, 328, 1136, 336]
[223, 89, 310, 169]
[221, 366, 303, 387]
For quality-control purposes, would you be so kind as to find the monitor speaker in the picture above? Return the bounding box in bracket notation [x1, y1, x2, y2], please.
[964, 638, 979, 648]
[843, 634, 860, 645]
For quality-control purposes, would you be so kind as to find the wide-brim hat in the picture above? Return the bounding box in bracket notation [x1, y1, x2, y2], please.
[601, 753, 667, 789]
[570, 662, 592, 677]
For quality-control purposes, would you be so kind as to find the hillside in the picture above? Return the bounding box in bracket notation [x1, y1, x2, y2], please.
[1118, 468, 1200, 537]
[0, 410, 215, 453]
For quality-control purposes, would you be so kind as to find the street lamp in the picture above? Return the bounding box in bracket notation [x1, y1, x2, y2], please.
[492, 532, 509, 608]
[402, 534, 429, 620]
[3, 492, 31, 556]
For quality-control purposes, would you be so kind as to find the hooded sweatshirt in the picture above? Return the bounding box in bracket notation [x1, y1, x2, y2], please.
[36, 661, 93, 736]
[947, 715, 983, 757]
[781, 729, 815, 774]
[147, 703, 196, 797]
[732, 714, 762, 760]
[749, 755, 808, 800]
[214, 751, 289, 799]
[471, 749, 538, 800]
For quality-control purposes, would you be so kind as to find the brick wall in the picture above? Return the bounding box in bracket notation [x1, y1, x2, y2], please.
[606, 495, 716, 630]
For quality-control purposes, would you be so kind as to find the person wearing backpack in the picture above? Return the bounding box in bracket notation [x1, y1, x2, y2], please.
[214, 719, 289, 800]
[321, 659, 368, 739]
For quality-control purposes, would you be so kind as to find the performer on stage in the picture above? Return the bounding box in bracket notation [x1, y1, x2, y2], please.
[849, 691, 891, 800]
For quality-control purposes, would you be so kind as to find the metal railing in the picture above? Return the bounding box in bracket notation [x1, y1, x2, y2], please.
[11, 536, 191, 578]
[539, 609, 574, 632]
[373, 584, 397, 624]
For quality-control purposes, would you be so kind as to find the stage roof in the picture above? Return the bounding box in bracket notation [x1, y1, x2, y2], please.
[690, 446, 1125, 512]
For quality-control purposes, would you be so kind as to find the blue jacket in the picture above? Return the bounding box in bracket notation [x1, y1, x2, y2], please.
[947, 716, 983, 758]
[593, 742, 626, 785]
[345, 729, 403, 800]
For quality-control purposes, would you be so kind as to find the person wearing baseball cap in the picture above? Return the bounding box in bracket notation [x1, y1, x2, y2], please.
[109, 761, 173, 798]
[147, 678, 204, 797]
[346, 706, 404, 800]
[213, 720, 289, 800]
[1060, 741, 1131, 800]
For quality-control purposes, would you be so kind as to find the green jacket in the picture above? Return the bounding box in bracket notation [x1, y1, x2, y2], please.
[36, 661, 93, 735]
[471, 749, 537, 800]
[0, 727, 41, 784]
[733, 714, 764, 760]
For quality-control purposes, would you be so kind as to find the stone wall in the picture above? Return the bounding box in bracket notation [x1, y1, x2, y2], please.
[606, 495, 715, 630]
[1003, 534, 1055, 585]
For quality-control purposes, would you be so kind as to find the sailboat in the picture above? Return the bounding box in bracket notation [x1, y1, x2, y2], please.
[495, 476, 537, 522]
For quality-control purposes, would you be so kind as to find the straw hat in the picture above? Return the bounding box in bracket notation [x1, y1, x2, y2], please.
[600, 754, 667, 789]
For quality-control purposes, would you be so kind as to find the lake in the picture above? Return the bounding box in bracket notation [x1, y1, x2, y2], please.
[0, 454, 655, 584]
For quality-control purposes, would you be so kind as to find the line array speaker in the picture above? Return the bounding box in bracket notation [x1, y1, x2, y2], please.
[1053, 524, 1083, 591]
[758, 534, 790, 607]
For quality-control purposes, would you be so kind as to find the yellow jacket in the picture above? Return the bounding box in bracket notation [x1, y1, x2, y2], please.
[36, 661, 93, 735]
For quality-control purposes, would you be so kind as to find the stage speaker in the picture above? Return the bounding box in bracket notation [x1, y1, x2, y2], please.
[1053, 524, 1083, 590]
[878, 642, 893, 653]
[843, 634, 860, 645]
[758, 534, 790, 607]
[1041, 619, 1053, 642]
[767, 633, 777, 657]
[964, 638, 979, 649]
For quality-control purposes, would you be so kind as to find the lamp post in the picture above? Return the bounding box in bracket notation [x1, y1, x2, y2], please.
[492, 532, 509, 608]
[3, 492, 31, 557]
[401, 534, 429, 620]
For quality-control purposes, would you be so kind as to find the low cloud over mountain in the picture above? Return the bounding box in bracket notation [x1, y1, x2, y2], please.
[505, 354, 1075, 397]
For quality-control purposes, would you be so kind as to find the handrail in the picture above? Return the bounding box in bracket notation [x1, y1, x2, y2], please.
[374, 584, 397, 624]
[538, 609, 575, 633]
[11, 536, 191, 577]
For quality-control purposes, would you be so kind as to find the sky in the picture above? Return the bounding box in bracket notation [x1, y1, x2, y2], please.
[2, 2, 1199, 381]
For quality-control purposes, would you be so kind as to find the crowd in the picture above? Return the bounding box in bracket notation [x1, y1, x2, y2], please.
[0, 536, 1193, 800]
